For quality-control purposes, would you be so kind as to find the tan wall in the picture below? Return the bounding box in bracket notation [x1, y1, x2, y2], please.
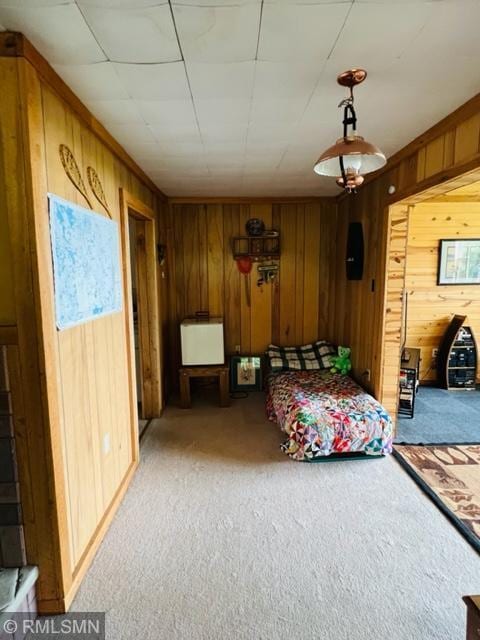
[167, 201, 337, 381]
[0, 50, 166, 613]
[405, 201, 480, 382]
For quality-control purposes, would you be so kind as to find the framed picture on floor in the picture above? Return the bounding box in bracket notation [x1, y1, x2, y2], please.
[438, 239, 480, 285]
[230, 356, 263, 392]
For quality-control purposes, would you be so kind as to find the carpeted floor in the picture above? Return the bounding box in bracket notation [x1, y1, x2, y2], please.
[395, 386, 480, 444]
[72, 392, 480, 640]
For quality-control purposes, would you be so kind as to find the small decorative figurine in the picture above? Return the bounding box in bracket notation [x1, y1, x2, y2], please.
[245, 218, 265, 236]
[330, 346, 352, 375]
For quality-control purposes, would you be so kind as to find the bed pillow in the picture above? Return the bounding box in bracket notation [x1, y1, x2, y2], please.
[267, 341, 336, 372]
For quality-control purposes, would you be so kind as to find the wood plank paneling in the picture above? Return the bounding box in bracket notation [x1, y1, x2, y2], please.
[167, 201, 337, 381]
[405, 201, 480, 382]
[0, 52, 167, 613]
[334, 90, 480, 424]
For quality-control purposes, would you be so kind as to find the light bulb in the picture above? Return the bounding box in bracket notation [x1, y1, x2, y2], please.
[343, 154, 362, 174]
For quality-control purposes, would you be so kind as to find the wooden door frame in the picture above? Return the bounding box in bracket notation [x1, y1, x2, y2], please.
[378, 167, 480, 428]
[119, 189, 162, 419]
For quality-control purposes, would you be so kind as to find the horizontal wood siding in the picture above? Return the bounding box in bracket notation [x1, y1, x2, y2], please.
[405, 201, 480, 382]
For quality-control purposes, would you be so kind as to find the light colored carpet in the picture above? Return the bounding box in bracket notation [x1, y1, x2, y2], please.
[72, 392, 479, 640]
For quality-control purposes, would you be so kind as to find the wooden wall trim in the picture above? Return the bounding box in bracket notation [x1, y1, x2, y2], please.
[387, 158, 480, 206]
[0, 32, 166, 203]
[380, 92, 480, 179]
[11, 57, 72, 604]
[0, 325, 18, 344]
[168, 196, 335, 204]
[119, 188, 163, 420]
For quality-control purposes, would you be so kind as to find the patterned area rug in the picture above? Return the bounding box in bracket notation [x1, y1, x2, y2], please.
[393, 444, 480, 553]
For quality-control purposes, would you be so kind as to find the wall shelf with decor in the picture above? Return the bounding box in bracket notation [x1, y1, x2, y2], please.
[232, 234, 280, 261]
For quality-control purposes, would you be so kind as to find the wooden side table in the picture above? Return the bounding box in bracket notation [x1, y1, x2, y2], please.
[179, 365, 230, 409]
[464, 595, 480, 639]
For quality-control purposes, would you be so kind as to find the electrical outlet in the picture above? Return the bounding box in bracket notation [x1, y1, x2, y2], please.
[363, 369, 371, 382]
[234, 344, 241, 354]
[103, 433, 110, 455]
[432, 348, 438, 369]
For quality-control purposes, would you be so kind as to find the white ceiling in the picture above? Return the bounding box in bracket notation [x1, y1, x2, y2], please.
[0, 0, 479, 197]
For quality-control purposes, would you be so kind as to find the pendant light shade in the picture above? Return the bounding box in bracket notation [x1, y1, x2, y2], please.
[313, 69, 386, 193]
[313, 135, 386, 177]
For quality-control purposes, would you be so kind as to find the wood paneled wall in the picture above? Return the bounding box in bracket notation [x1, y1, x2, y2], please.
[0, 45, 167, 613]
[333, 92, 480, 421]
[405, 201, 480, 382]
[167, 201, 337, 381]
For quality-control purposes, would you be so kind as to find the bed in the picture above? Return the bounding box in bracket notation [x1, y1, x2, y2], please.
[266, 370, 393, 461]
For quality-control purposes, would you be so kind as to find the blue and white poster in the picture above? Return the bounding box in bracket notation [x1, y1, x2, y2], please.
[48, 194, 123, 330]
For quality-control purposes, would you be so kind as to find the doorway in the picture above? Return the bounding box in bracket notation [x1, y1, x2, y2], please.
[120, 189, 163, 434]
[379, 168, 480, 439]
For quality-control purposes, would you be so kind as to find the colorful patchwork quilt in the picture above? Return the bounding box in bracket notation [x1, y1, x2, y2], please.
[266, 370, 393, 461]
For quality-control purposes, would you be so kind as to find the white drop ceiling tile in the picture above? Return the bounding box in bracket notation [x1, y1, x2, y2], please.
[124, 142, 160, 158]
[277, 152, 314, 171]
[200, 123, 247, 144]
[188, 61, 255, 100]
[259, 3, 349, 63]
[206, 156, 244, 168]
[246, 122, 294, 146]
[107, 124, 156, 148]
[195, 99, 251, 127]
[149, 160, 209, 175]
[54, 62, 129, 100]
[80, 4, 180, 64]
[0, 4, 105, 64]
[149, 124, 201, 145]
[205, 168, 244, 178]
[145, 165, 211, 179]
[243, 155, 283, 170]
[173, 0, 259, 5]
[132, 156, 168, 172]
[329, 2, 433, 67]
[85, 99, 143, 125]
[136, 99, 196, 126]
[174, 5, 260, 63]
[249, 97, 309, 125]
[404, 1, 480, 59]
[263, 0, 350, 4]
[78, 1, 167, 8]
[245, 142, 288, 158]
[152, 140, 205, 155]
[253, 61, 320, 100]
[114, 62, 190, 100]
[0, 1, 75, 8]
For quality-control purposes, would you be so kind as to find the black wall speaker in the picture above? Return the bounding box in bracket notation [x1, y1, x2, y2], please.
[346, 222, 364, 280]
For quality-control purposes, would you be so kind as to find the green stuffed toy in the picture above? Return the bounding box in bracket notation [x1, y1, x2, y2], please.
[330, 346, 352, 375]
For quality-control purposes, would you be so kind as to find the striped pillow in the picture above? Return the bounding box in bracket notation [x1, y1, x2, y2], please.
[267, 341, 336, 372]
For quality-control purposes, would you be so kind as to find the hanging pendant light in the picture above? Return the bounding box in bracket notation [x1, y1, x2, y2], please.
[313, 69, 386, 194]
